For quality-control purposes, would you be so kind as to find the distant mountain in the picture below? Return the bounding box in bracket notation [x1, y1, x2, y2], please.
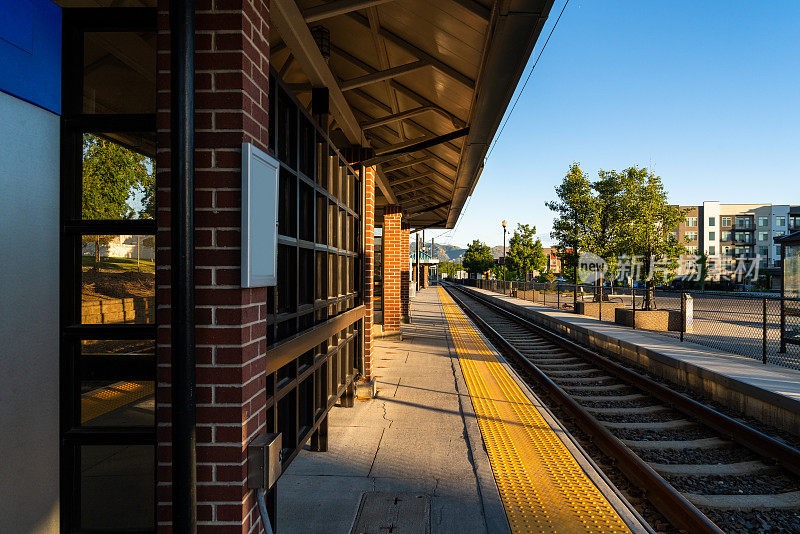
[410, 242, 466, 262]
[435, 243, 466, 262]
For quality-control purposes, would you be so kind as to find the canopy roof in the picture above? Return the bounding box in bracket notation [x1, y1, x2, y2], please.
[271, 0, 554, 228]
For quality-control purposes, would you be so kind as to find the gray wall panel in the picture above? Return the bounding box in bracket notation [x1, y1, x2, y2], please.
[0, 90, 60, 533]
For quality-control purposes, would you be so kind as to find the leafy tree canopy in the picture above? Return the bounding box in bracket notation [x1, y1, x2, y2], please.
[617, 167, 687, 279]
[506, 223, 546, 279]
[591, 170, 625, 272]
[545, 163, 595, 283]
[81, 134, 155, 268]
[439, 261, 464, 277]
[463, 240, 494, 274]
[82, 134, 154, 220]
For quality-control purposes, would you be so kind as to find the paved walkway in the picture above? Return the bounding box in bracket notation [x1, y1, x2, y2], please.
[277, 287, 507, 533]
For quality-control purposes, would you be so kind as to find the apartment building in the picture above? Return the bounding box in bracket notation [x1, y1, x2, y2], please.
[542, 247, 564, 274]
[675, 202, 800, 284]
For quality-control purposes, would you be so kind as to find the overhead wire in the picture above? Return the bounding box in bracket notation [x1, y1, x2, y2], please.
[484, 0, 571, 161]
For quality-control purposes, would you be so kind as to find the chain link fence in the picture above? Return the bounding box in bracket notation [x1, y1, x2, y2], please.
[460, 278, 800, 370]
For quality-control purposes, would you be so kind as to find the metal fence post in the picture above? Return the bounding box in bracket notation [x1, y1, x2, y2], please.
[763, 298, 768, 364]
[557, 284, 561, 309]
[680, 291, 685, 342]
[573, 283, 578, 313]
[631, 288, 636, 329]
[599, 283, 603, 322]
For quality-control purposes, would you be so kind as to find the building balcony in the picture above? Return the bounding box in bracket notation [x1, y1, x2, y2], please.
[733, 237, 754, 244]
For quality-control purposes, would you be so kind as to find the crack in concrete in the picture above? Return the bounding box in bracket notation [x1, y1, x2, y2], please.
[366, 427, 385, 478]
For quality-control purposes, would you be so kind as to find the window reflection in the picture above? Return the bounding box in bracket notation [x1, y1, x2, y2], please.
[82, 133, 155, 221]
[81, 340, 155, 427]
[81, 234, 155, 324]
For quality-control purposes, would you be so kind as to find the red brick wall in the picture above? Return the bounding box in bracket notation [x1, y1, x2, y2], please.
[156, 2, 271, 532]
[401, 224, 410, 321]
[362, 166, 375, 380]
[382, 205, 402, 333]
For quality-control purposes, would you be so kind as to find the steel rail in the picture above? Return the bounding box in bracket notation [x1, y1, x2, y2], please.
[455, 285, 800, 477]
[443, 284, 724, 534]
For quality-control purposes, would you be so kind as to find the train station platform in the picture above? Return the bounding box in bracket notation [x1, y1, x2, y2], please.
[277, 287, 646, 533]
[461, 285, 800, 437]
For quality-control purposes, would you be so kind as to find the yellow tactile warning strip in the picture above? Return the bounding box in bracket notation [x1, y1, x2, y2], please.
[438, 287, 631, 533]
[81, 381, 154, 424]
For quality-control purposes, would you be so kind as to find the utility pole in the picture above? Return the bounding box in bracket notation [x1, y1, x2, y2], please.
[502, 220, 507, 282]
[415, 232, 420, 292]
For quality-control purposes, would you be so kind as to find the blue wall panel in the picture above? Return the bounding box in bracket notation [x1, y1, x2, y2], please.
[0, 0, 61, 115]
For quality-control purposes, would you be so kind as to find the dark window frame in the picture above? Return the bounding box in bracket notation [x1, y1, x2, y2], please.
[60, 8, 157, 533]
[262, 70, 365, 470]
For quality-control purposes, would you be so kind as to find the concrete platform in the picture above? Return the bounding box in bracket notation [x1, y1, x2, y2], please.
[462, 285, 800, 437]
[277, 287, 508, 534]
[278, 287, 645, 533]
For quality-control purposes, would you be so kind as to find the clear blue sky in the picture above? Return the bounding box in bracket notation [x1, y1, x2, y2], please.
[432, 0, 800, 249]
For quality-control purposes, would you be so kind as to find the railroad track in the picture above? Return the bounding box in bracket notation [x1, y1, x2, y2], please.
[444, 284, 800, 534]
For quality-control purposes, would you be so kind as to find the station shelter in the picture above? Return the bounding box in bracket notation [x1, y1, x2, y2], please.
[411, 244, 439, 291]
[0, 0, 553, 532]
[776, 231, 800, 352]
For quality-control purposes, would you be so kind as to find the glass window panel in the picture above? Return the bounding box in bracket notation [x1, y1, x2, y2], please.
[277, 244, 297, 314]
[316, 139, 328, 188]
[82, 133, 155, 220]
[299, 180, 314, 242]
[81, 380, 154, 426]
[83, 32, 156, 114]
[316, 192, 327, 245]
[278, 168, 297, 237]
[80, 340, 155, 427]
[80, 445, 154, 531]
[277, 88, 297, 166]
[81, 235, 155, 324]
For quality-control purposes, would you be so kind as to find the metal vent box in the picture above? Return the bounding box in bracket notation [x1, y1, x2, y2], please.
[241, 142, 279, 288]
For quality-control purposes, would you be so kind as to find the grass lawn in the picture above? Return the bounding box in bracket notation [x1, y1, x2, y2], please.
[82, 255, 155, 274]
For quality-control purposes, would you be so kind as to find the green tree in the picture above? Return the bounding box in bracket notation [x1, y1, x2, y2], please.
[617, 167, 687, 309]
[438, 261, 464, 277]
[506, 223, 546, 281]
[545, 163, 596, 285]
[591, 170, 625, 277]
[695, 251, 709, 291]
[537, 271, 556, 283]
[462, 240, 494, 275]
[81, 134, 154, 267]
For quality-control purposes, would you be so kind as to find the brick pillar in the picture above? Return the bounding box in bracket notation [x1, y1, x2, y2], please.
[401, 223, 410, 321]
[383, 205, 402, 333]
[156, 1, 271, 532]
[362, 166, 375, 380]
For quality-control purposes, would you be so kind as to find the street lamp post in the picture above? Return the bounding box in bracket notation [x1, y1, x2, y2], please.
[502, 220, 507, 283]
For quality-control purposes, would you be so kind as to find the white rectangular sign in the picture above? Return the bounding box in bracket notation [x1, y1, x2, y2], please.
[241, 142, 279, 287]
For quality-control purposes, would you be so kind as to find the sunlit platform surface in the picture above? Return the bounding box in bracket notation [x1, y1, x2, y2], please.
[278, 287, 644, 533]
